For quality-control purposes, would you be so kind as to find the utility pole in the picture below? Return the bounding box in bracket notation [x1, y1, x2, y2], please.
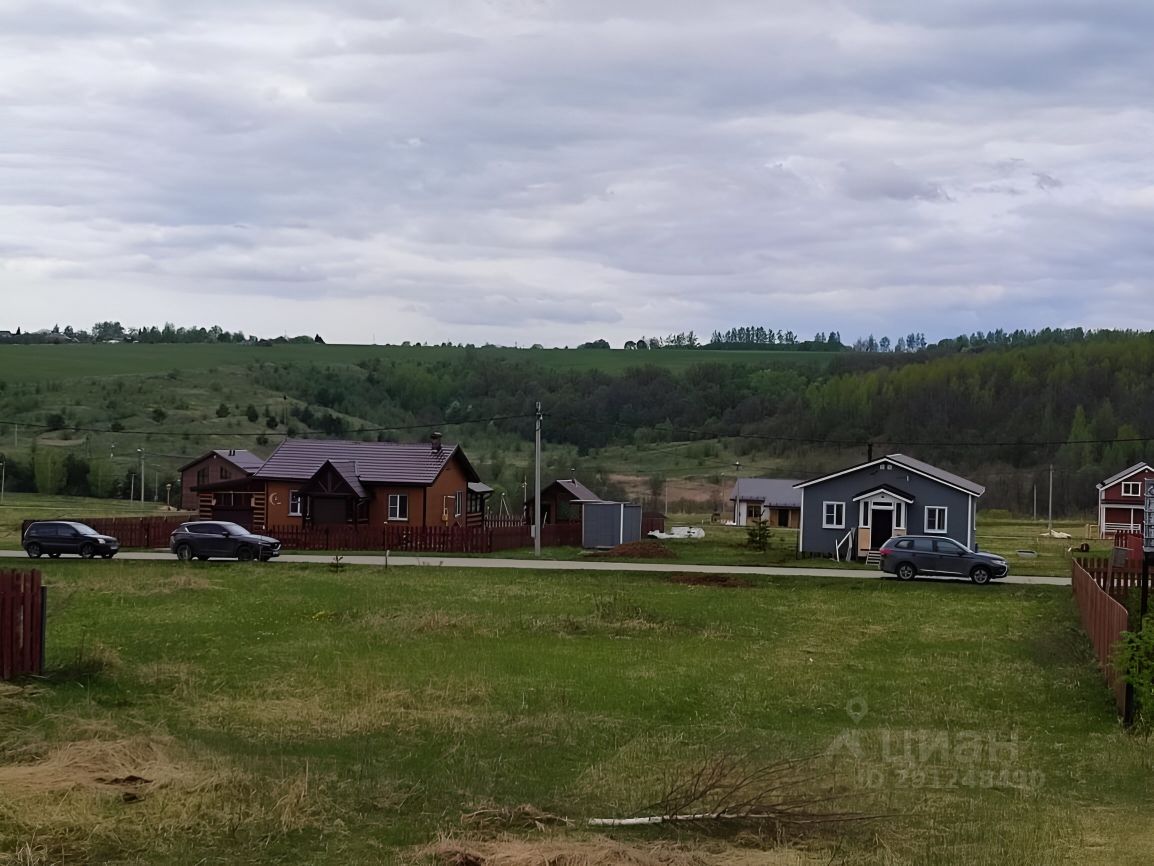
[0, 456, 5, 505]
[1033, 482, 1037, 522]
[534, 402, 542, 558]
[1047, 464, 1053, 534]
[138, 449, 145, 504]
[129, 473, 135, 502]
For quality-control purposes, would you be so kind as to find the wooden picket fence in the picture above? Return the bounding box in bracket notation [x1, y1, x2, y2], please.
[18, 514, 590, 554]
[267, 521, 583, 553]
[20, 516, 188, 549]
[1074, 556, 1147, 602]
[1071, 559, 1131, 715]
[0, 569, 45, 681]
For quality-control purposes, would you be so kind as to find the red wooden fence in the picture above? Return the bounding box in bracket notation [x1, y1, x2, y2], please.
[20, 516, 188, 549]
[0, 569, 44, 681]
[1071, 559, 1130, 715]
[21, 515, 584, 554]
[1074, 556, 1146, 602]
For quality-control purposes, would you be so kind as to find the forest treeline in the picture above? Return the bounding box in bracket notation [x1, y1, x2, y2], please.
[242, 330, 1154, 515]
[0, 321, 321, 344]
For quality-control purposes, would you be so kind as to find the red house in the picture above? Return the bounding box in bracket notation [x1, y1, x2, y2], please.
[1096, 462, 1154, 537]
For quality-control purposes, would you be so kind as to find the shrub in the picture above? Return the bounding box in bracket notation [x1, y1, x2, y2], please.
[746, 519, 771, 552]
[1117, 616, 1154, 736]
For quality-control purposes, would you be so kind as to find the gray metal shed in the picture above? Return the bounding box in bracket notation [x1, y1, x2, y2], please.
[581, 501, 643, 549]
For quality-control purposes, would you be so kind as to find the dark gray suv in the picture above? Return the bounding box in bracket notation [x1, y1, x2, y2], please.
[170, 521, 281, 562]
[878, 535, 1009, 585]
[23, 521, 120, 559]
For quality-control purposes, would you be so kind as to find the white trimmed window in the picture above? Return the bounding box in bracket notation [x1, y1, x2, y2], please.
[925, 506, 948, 534]
[823, 501, 845, 529]
[288, 491, 302, 517]
[895, 502, 906, 529]
[1122, 481, 1142, 497]
[455, 491, 464, 517]
[388, 494, 409, 521]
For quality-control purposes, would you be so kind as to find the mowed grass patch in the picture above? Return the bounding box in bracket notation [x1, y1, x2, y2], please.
[0, 561, 1150, 864]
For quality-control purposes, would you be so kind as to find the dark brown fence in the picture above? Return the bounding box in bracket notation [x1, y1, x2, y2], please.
[642, 513, 666, 535]
[0, 569, 45, 681]
[18, 515, 586, 554]
[20, 516, 188, 549]
[1071, 559, 1130, 715]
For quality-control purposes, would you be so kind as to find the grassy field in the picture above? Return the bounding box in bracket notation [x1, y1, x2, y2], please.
[479, 518, 1103, 577]
[0, 560, 1150, 865]
[0, 343, 836, 384]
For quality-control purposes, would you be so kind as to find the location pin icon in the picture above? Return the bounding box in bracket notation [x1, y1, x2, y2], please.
[846, 697, 868, 724]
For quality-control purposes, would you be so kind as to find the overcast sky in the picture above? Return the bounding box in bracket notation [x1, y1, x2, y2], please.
[2, 1, 1153, 347]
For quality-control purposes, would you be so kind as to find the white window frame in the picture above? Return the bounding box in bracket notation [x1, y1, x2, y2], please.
[288, 490, 302, 517]
[895, 502, 907, 529]
[388, 494, 409, 522]
[822, 501, 845, 529]
[455, 490, 464, 517]
[925, 506, 948, 534]
[1122, 481, 1142, 497]
[859, 501, 871, 528]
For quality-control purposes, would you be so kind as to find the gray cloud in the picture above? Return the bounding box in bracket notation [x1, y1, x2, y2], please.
[1, 0, 1153, 345]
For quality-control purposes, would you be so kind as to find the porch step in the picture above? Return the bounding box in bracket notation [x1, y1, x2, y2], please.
[864, 551, 882, 566]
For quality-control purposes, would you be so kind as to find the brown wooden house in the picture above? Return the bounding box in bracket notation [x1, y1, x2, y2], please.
[178, 449, 265, 511]
[523, 479, 602, 525]
[193, 437, 489, 531]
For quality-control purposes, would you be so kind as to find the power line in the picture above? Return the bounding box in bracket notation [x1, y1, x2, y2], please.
[0, 413, 537, 440]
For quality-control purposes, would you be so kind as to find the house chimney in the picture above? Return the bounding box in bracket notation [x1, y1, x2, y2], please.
[430, 432, 443, 453]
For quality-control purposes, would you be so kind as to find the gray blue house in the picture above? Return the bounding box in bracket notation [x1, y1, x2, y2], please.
[794, 454, 985, 559]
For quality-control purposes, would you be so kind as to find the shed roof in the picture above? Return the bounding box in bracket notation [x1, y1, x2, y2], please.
[254, 438, 478, 486]
[526, 479, 601, 503]
[729, 478, 802, 508]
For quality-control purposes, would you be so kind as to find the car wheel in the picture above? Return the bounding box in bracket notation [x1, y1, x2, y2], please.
[26, 543, 42, 559]
[175, 544, 194, 562]
[237, 546, 255, 562]
[896, 562, 917, 581]
[79, 543, 96, 559]
[970, 566, 992, 585]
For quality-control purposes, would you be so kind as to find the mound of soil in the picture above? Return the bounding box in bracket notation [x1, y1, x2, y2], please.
[597, 540, 676, 559]
[668, 573, 754, 588]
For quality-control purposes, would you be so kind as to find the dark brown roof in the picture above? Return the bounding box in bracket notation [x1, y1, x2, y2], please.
[254, 439, 478, 486]
[526, 479, 601, 504]
[178, 449, 265, 473]
[327, 460, 367, 498]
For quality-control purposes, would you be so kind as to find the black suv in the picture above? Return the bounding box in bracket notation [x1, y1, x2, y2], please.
[169, 521, 281, 562]
[878, 535, 1009, 585]
[23, 521, 120, 559]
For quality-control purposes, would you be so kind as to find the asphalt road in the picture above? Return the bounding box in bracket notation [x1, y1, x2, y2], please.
[0, 548, 1071, 586]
